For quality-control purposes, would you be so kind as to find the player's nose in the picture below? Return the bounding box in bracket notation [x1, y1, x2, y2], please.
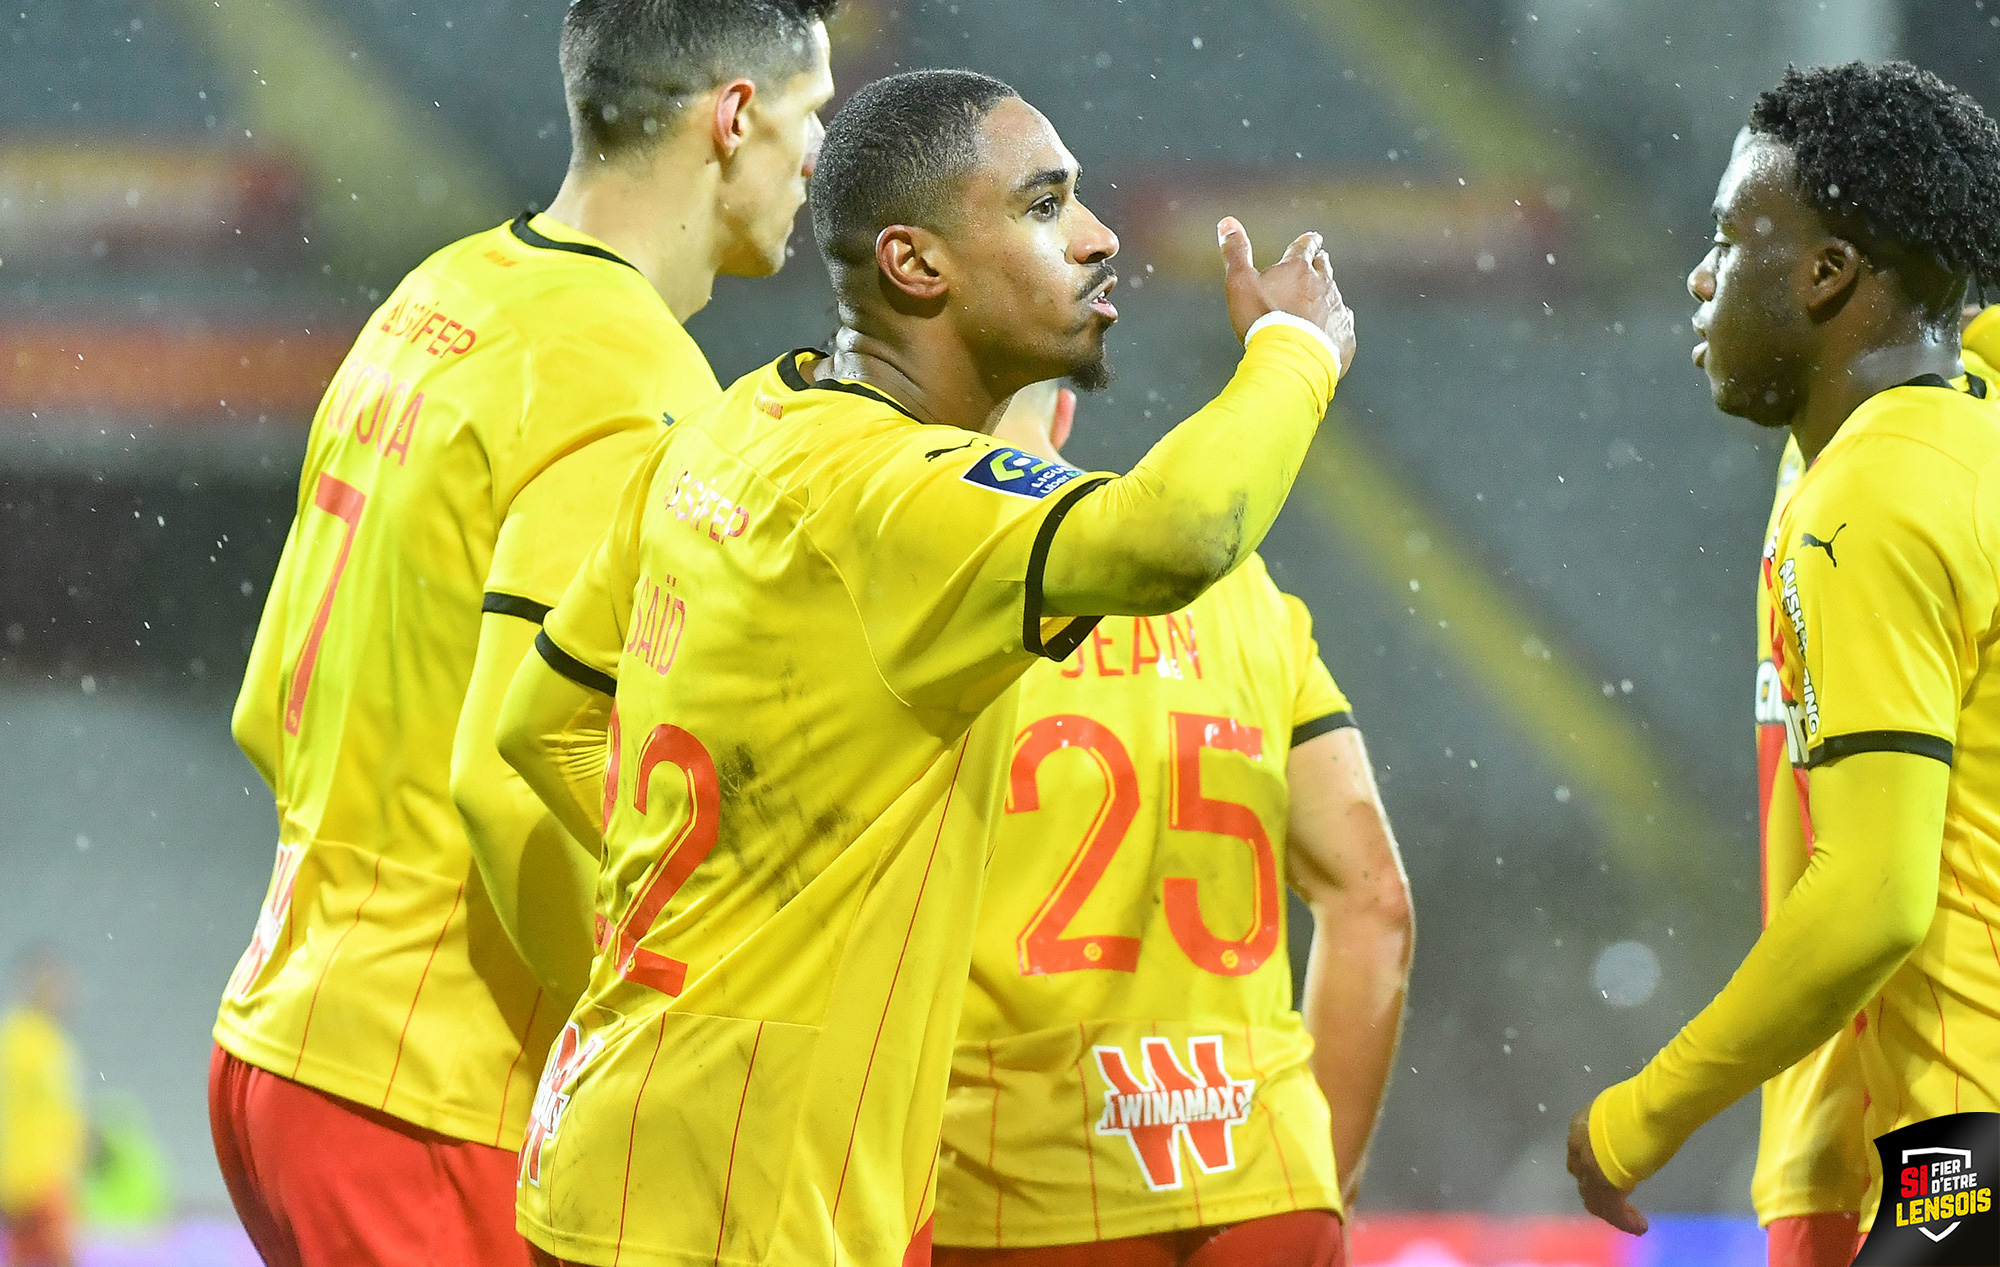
[1070, 200, 1119, 265]
[1687, 251, 1717, 303]
[801, 114, 826, 180]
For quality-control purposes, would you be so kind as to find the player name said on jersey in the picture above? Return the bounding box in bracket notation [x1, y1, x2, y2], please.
[937, 556, 1351, 1249]
[215, 213, 720, 1150]
[1763, 372, 2000, 1225]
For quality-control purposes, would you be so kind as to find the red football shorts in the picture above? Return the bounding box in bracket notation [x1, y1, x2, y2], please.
[930, 1210, 1347, 1267]
[1767, 1212, 1860, 1267]
[3, 1192, 75, 1267]
[208, 1045, 532, 1267]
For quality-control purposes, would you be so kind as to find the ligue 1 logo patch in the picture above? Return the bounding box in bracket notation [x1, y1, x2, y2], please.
[1856, 1112, 1999, 1265]
[961, 446, 1085, 499]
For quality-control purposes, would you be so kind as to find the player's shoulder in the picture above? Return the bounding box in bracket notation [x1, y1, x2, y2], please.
[1821, 383, 2000, 498]
[711, 350, 1096, 506]
[1965, 305, 2000, 376]
[417, 216, 694, 363]
[1792, 387, 2000, 582]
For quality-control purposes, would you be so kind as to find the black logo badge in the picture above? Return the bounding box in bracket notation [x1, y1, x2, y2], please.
[1855, 1112, 2000, 1266]
[925, 438, 977, 461]
[1801, 524, 1848, 566]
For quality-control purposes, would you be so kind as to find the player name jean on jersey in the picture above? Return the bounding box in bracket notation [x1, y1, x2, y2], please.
[1058, 613, 1204, 681]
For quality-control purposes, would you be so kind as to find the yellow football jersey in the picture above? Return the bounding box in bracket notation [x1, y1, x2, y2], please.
[935, 555, 1351, 1248]
[0, 1008, 85, 1213]
[1751, 436, 1871, 1224]
[1763, 372, 2000, 1217]
[516, 350, 1116, 1267]
[217, 213, 720, 1148]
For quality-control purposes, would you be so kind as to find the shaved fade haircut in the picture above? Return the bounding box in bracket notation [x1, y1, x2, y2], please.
[809, 69, 1018, 283]
[1751, 61, 2000, 312]
[560, 0, 840, 164]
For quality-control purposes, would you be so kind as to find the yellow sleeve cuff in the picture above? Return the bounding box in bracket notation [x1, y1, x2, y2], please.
[1589, 1079, 1647, 1191]
[1246, 311, 1342, 376]
[1240, 322, 1342, 408]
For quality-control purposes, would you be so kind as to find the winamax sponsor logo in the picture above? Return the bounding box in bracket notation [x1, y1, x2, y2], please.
[1093, 1036, 1254, 1191]
[518, 1021, 603, 1189]
[1857, 1112, 1999, 1266]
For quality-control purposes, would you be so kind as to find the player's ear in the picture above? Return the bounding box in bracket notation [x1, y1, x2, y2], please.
[875, 226, 948, 303]
[1805, 237, 1863, 317]
[711, 79, 757, 159]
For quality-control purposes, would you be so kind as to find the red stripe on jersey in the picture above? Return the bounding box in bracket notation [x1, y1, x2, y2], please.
[382, 881, 464, 1108]
[1925, 976, 1956, 1113]
[1889, 1000, 1906, 1126]
[494, 988, 545, 1147]
[1949, 859, 2000, 976]
[1756, 724, 1786, 925]
[711, 1020, 766, 1267]
[292, 855, 384, 1080]
[1244, 1024, 1299, 1208]
[612, 1013, 669, 1267]
[910, 1152, 939, 1263]
[1074, 1025, 1102, 1241]
[904, 1216, 935, 1267]
[830, 739, 972, 1224]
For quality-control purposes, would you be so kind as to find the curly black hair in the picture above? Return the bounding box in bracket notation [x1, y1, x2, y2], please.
[561, 0, 839, 162]
[1750, 61, 2000, 300]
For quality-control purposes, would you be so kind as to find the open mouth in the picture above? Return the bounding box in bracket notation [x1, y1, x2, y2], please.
[1085, 275, 1119, 321]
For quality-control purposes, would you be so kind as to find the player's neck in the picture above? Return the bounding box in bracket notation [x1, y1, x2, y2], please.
[822, 325, 1016, 434]
[542, 162, 722, 322]
[1791, 333, 1963, 463]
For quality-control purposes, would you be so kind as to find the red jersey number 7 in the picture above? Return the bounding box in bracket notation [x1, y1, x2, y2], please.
[284, 473, 367, 735]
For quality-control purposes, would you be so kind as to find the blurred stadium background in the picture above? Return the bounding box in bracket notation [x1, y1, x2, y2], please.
[2, 0, 1994, 1262]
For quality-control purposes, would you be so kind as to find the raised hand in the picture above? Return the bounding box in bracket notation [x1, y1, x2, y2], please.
[1217, 217, 1356, 377]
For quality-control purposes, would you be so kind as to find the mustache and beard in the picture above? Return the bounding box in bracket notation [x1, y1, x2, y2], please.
[1066, 261, 1118, 393]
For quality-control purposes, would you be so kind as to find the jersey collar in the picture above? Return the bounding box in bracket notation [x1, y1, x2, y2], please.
[507, 212, 642, 276]
[775, 349, 921, 422]
[1895, 371, 1988, 398]
[1803, 368, 1991, 478]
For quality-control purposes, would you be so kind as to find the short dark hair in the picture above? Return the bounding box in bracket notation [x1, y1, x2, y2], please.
[560, 0, 839, 162]
[1750, 61, 2000, 300]
[809, 69, 1018, 276]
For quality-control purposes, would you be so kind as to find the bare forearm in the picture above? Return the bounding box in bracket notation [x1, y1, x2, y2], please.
[1303, 887, 1412, 1204]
